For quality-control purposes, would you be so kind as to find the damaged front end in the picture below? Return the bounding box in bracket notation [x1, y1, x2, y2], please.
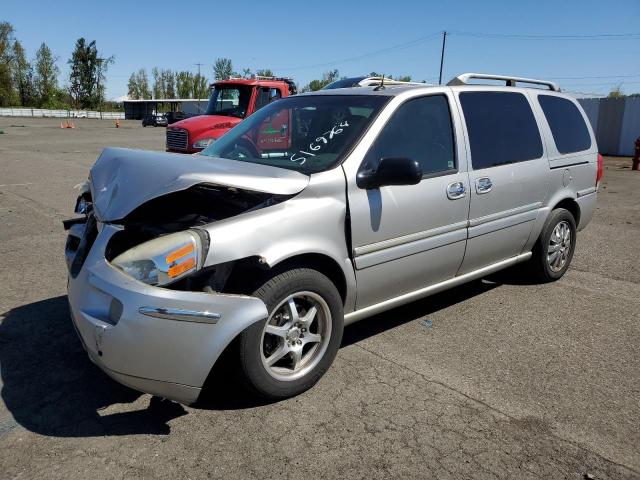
[63, 147, 309, 404]
[66, 146, 308, 288]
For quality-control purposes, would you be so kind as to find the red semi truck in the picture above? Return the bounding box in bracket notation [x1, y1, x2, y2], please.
[166, 76, 297, 154]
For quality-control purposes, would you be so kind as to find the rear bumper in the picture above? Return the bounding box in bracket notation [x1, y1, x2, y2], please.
[67, 223, 268, 404]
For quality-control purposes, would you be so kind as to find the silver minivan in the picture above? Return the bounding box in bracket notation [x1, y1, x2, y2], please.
[65, 73, 601, 404]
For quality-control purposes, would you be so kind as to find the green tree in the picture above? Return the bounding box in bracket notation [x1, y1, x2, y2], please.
[608, 85, 624, 98]
[127, 72, 139, 99]
[151, 67, 165, 98]
[176, 71, 194, 98]
[301, 69, 339, 92]
[137, 69, 151, 99]
[34, 43, 59, 107]
[95, 55, 114, 108]
[163, 69, 175, 98]
[127, 68, 151, 99]
[68, 38, 112, 108]
[192, 73, 208, 99]
[12, 40, 36, 106]
[0, 21, 16, 106]
[213, 58, 233, 81]
[255, 68, 274, 77]
[241, 67, 252, 78]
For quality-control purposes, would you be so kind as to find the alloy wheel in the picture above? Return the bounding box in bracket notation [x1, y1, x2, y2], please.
[260, 291, 332, 381]
[547, 220, 572, 272]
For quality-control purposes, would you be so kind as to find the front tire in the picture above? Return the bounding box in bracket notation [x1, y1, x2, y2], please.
[237, 268, 344, 400]
[527, 208, 577, 282]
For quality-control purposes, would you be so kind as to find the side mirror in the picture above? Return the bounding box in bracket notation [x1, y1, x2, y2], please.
[356, 157, 423, 189]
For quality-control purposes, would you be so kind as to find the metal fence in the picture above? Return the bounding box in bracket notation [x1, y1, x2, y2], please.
[0, 108, 125, 120]
[578, 97, 640, 156]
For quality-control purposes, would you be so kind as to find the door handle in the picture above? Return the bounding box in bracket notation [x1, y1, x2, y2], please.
[475, 177, 493, 194]
[446, 181, 466, 200]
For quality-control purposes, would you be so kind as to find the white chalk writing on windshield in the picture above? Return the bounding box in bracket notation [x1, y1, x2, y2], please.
[290, 121, 350, 165]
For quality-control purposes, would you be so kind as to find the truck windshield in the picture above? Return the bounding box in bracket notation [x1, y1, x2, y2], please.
[205, 85, 252, 118]
[200, 95, 389, 174]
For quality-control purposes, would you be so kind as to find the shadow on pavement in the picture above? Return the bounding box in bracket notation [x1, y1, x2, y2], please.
[0, 296, 186, 437]
[342, 278, 500, 346]
[1, 278, 501, 433]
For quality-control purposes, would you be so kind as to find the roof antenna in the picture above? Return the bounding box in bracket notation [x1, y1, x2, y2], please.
[373, 74, 385, 91]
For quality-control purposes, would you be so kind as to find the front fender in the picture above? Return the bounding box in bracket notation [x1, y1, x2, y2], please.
[202, 168, 356, 312]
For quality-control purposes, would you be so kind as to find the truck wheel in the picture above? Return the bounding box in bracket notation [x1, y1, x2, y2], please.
[228, 140, 259, 160]
[237, 268, 344, 400]
[527, 208, 577, 282]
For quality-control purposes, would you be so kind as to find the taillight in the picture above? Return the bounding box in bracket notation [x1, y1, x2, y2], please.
[596, 153, 604, 187]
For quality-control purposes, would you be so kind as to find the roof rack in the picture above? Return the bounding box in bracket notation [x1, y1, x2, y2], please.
[447, 73, 560, 92]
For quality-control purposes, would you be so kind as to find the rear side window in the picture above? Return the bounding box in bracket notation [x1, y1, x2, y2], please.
[364, 95, 456, 176]
[460, 91, 543, 169]
[538, 95, 591, 154]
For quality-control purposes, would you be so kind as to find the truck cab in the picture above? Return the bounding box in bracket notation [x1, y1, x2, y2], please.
[166, 77, 296, 154]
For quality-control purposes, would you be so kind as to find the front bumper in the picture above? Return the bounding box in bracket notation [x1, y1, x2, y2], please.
[66, 223, 268, 404]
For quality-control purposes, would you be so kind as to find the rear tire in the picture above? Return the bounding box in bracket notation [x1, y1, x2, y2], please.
[526, 208, 577, 282]
[237, 268, 343, 400]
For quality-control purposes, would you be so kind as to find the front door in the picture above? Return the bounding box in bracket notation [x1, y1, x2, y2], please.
[454, 89, 550, 274]
[345, 92, 470, 309]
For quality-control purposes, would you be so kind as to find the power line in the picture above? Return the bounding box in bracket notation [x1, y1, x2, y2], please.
[549, 73, 640, 80]
[274, 32, 442, 71]
[562, 80, 640, 87]
[449, 30, 640, 40]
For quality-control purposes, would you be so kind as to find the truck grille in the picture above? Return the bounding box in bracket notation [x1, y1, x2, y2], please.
[166, 128, 188, 151]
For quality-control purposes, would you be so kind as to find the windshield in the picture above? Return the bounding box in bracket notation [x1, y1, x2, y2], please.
[205, 85, 252, 118]
[200, 95, 389, 174]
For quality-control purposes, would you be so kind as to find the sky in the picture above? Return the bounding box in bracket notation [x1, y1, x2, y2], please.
[3, 0, 640, 99]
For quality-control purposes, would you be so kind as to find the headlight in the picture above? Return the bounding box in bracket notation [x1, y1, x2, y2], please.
[192, 137, 216, 149]
[111, 230, 207, 286]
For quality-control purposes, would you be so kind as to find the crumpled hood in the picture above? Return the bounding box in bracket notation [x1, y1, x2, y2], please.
[89, 147, 309, 222]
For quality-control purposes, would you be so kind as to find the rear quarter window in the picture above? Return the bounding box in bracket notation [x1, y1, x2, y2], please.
[460, 91, 543, 170]
[538, 95, 591, 154]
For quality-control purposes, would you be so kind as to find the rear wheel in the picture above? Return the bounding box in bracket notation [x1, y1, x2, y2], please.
[527, 208, 577, 282]
[237, 268, 343, 399]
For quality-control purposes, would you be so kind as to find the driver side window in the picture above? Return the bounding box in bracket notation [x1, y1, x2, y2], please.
[364, 95, 456, 177]
[255, 87, 281, 112]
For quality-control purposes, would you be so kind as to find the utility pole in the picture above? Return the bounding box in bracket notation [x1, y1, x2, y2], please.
[438, 31, 447, 85]
[195, 62, 203, 113]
